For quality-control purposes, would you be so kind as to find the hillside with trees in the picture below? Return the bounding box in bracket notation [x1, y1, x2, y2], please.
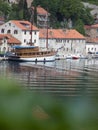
[0, 0, 98, 35]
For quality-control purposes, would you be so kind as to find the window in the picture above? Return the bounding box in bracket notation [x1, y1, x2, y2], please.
[4, 38, 6, 43]
[1, 29, 4, 33]
[30, 31, 32, 35]
[34, 31, 36, 35]
[67, 40, 69, 43]
[9, 23, 11, 26]
[14, 30, 18, 34]
[66, 48, 68, 51]
[24, 39, 26, 43]
[24, 31, 26, 34]
[7, 30, 11, 34]
[63, 40, 66, 43]
[34, 39, 36, 43]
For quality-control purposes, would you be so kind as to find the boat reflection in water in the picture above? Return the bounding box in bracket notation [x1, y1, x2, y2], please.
[2, 59, 97, 97]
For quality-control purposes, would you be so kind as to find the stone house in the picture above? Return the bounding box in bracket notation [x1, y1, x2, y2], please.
[39, 29, 86, 58]
[31, 5, 50, 28]
[84, 24, 98, 38]
[86, 37, 98, 54]
[85, 24, 98, 53]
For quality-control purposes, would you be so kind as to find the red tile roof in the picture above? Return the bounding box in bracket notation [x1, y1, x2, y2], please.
[32, 5, 48, 15]
[39, 29, 85, 39]
[85, 24, 98, 29]
[91, 24, 98, 28]
[64, 29, 85, 39]
[11, 20, 38, 31]
[86, 37, 98, 43]
[0, 34, 21, 44]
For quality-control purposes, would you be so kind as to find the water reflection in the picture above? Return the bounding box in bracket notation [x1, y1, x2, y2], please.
[0, 59, 98, 97]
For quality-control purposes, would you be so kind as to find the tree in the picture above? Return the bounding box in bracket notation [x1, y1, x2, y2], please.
[23, 0, 30, 20]
[74, 19, 85, 35]
[0, 0, 11, 19]
[33, 6, 37, 26]
[8, 3, 19, 20]
[80, 7, 94, 25]
[16, 0, 30, 20]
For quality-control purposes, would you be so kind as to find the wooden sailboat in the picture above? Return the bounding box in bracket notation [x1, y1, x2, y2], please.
[7, 45, 56, 62]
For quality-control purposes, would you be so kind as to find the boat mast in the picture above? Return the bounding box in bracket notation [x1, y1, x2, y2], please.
[46, 10, 48, 50]
[30, 7, 33, 46]
[30, 22, 33, 46]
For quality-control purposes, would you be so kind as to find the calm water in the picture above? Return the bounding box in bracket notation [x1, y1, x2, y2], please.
[0, 59, 98, 97]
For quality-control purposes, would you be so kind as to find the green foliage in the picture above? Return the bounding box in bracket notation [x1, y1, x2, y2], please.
[80, 7, 94, 25]
[74, 19, 85, 35]
[8, 3, 19, 20]
[0, 0, 11, 19]
[0, 77, 98, 130]
[8, 0, 30, 21]
[23, 0, 30, 20]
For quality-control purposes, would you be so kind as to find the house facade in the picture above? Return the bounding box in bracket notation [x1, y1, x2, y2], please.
[0, 34, 21, 53]
[85, 24, 98, 54]
[31, 5, 50, 28]
[86, 37, 98, 53]
[39, 29, 86, 58]
[0, 17, 5, 25]
[0, 20, 39, 47]
[85, 24, 98, 38]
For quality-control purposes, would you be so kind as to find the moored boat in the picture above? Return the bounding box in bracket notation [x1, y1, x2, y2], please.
[7, 45, 56, 62]
[66, 54, 88, 60]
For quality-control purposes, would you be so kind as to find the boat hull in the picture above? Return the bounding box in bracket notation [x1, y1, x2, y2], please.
[8, 55, 56, 62]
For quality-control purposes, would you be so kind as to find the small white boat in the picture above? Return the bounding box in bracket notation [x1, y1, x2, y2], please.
[66, 54, 88, 60]
[7, 46, 56, 62]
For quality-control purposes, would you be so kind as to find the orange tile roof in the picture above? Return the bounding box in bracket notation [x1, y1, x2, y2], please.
[0, 34, 21, 44]
[39, 29, 85, 39]
[11, 20, 38, 31]
[86, 37, 98, 43]
[91, 24, 98, 28]
[64, 29, 85, 39]
[32, 5, 48, 15]
[84, 25, 91, 29]
[85, 24, 98, 29]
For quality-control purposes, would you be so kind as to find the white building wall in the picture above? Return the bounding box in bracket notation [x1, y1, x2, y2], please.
[86, 43, 98, 53]
[0, 21, 39, 46]
[0, 21, 22, 42]
[39, 38, 86, 58]
[0, 38, 10, 53]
